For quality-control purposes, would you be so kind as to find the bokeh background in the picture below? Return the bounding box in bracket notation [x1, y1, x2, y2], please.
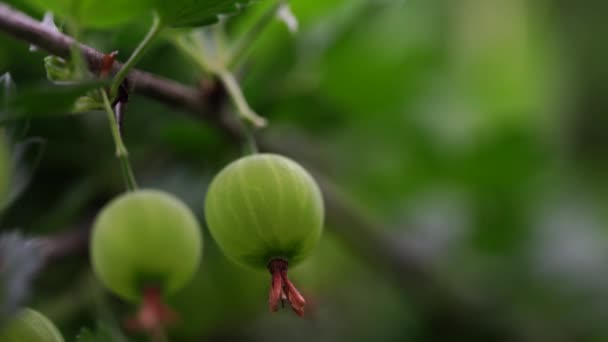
[1, 0, 608, 341]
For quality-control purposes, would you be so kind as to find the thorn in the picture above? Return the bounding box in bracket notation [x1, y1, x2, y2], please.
[100, 51, 118, 78]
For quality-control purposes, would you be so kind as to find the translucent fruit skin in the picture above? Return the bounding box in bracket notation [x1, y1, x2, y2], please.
[0, 308, 64, 342]
[91, 190, 202, 301]
[205, 154, 324, 270]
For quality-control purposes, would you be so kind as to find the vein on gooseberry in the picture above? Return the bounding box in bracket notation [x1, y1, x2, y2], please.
[236, 161, 269, 249]
[265, 156, 284, 247]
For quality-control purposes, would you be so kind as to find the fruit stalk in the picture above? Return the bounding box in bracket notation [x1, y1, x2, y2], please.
[268, 259, 306, 316]
[109, 12, 163, 98]
[100, 89, 137, 191]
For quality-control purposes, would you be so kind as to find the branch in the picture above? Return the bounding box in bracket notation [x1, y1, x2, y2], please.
[0, 3, 242, 141]
[0, 4, 543, 339]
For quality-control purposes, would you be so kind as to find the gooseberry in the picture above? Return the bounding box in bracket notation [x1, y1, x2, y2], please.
[0, 308, 64, 342]
[91, 190, 202, 331]
[204, 154, 324, 316]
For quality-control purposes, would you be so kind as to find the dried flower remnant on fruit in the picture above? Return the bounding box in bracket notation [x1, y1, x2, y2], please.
[268, 259, 306, 316]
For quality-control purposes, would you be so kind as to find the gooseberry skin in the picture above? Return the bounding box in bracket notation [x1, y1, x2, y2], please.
[0, 308, 64, 342]
[204, 153, 324, 270]
[91, 190, 202, 302]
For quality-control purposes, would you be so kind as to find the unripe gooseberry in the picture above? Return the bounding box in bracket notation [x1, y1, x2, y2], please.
[0, 308, 64, 342]
[204, 153, 324, 316]
[91, 190, 202, 331]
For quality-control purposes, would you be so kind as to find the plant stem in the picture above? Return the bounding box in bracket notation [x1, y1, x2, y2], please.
[100, 89, 137, 191]
[212, 22, 227, 64]
[217, 68, 266, 127]
[172, 34, 213, 74]
[228, 0, 283, 69]
[110, 12, 163, 98]
[243, 121, 259, 154]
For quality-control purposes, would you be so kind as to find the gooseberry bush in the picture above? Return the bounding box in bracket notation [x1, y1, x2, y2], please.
[0, 1, 324, 341]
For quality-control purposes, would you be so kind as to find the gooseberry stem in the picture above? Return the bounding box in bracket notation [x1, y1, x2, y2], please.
[243, 122, 259, 155]
[110, 12, 163, 98]
[171, 33, 213, 74]
[268, 259, 306, 316]
[217, 68, 267, 128]
[100, 89, 138, 191]
[227, 0, 283, 69]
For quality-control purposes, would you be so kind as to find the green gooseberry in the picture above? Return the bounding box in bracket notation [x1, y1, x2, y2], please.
[91, 190, 202, 330]
[0, 308, 64, 342]
[204, 154, 324, 316]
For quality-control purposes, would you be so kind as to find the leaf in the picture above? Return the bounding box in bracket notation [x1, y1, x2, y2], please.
[0, 72, 29, 143]
[1, 137, 46, 210]
[156, 0, 253, 27]
[0, 73, 16, 112]
[44, 56, 75, 83]
[2, 81, 105, 122]
[24, 0, 254, 28]
[24, 0, 154, 28]
[0, 232, 44, 324]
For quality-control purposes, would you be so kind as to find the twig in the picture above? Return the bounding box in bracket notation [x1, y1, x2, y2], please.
[109, 12, 163, 98]
[228, 0, 283, 68]
[100, 89, 138, 191]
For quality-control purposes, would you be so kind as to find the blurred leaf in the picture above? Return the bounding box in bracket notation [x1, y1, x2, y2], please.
[44, 56, 75, 83]
[0, 73, 15, 110]
[1, 81, 105, 122]
[0, 232, 44, 324]
[24, 0, 254, 28]
[156, 0, 252, 27]
[23, 0, 153, 28]
[0, 73, 30, 142]
[72, 96, 103, 113]
[1, 137, 46, 210]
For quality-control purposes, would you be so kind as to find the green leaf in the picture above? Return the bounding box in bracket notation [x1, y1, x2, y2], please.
[44, 56, 75, 83]
[2, 137, 46, 210]
[0, 73, 15, 109]
[24, 0, 154, 28]
[0, 73, 30, 143]
[25, 0, 255, 28]
[2, 81, 105, 122]
[156, 0, 253, 27]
